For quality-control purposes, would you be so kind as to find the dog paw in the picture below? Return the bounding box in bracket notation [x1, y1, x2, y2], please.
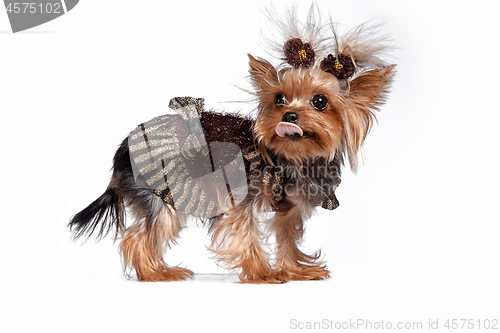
[238, 271, 285, 284]
[138, 266, 194, 282]
[273, 265, 330, 282]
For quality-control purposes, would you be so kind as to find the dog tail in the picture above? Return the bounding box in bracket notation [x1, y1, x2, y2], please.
[68, 187, 125, 242]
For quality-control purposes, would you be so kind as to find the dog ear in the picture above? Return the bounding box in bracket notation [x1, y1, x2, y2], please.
[248, 54, 279, 91]
[348, 65, 396, 111]
[341, 65, 395, 171]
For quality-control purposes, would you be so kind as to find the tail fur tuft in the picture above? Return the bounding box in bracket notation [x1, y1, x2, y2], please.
[68, 188, 125, 242]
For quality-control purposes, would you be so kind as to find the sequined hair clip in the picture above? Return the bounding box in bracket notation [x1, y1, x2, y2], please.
[320, 53, 355, 80]
[283, 38, 315, 69]
[282, 37, 356, 80]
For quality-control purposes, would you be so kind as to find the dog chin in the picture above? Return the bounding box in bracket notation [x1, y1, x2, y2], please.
[271, 138, 332, 163]
[285, 131, 315, 141]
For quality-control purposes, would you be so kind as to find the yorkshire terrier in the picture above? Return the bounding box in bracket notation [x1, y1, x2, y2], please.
[69, 7, 395, 283]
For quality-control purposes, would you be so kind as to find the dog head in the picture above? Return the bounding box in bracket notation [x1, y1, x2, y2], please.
[248, 7, 395, 170]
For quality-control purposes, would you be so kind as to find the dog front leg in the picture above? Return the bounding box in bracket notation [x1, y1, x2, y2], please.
[209, 202, 280, 284]
[271, 205, 330, 282]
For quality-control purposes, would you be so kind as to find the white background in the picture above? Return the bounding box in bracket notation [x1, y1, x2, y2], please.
[1, 1, 499, 332]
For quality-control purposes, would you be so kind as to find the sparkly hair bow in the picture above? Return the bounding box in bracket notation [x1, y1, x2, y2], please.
[282, 37, 356, 80]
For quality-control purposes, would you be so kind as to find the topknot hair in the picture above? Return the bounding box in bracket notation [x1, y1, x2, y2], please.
[260, 4, 394, 83]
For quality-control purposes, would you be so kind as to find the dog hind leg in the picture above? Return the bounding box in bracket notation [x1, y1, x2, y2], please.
[119, 199, 193, 282]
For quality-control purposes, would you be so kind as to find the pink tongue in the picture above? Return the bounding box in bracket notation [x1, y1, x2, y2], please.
[275, 122, 304, 137]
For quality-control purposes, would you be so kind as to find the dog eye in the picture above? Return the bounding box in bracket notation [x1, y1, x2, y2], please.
[275, 93, 286, 106]
[311, 94, 328, 111]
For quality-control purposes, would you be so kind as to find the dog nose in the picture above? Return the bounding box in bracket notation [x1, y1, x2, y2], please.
[282, 112, 299, 123]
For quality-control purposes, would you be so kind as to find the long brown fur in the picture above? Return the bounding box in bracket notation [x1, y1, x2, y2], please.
[208, 188, 280, 283]
[271, 199, 329, 282]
